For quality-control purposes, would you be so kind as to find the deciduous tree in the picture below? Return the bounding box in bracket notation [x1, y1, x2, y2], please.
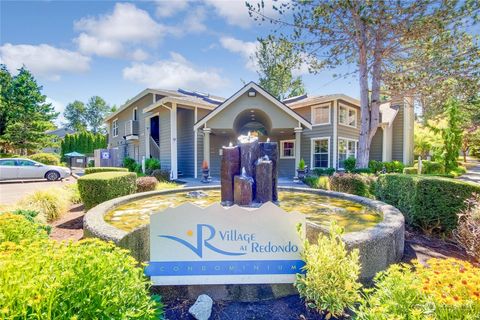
[85, 96, 110, 134]
[64, 100, 87, 132]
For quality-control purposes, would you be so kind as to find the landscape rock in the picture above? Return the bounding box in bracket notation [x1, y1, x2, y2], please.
[188, 294, 213, 320]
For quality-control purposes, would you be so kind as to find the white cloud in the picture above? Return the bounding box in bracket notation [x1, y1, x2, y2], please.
[204, 0, 288, 28]
[74, 3, 165, 58]
[155, 0, 189, 17]
[0, 43, 90, 80]
[220, 36, 258, 71]
[183, 7, 207, 33]
[122, 52, 226, 90]
[46, 97, 66, 125]
[130, 49, 149, 61]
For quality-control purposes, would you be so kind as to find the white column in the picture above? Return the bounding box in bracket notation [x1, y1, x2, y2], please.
[333, 100, 338, 169]
[382, 124, 392, 162]
[294, 127, 303, 177]
[194, 107, 198, 178]
[170, 103, 178, 180]
[145, 117, 150, 158]
[203, 127, 211, 171]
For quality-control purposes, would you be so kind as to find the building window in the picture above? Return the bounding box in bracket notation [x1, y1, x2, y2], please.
[338, 138, 357, 169]
[311, 138, 330, 168]
[339, 104, 357, 127]
[112, 119, 118, 137]
[312, 104, 330, 125]
[280, 140, 295, 159]
[133, 108, 137, 121]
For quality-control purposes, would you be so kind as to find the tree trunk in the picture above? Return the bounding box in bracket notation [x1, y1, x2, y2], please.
[356, 26, 371, 168]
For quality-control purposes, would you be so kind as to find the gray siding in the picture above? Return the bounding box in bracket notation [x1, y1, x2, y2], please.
[159, 108, 171, 171]
[301, 126, 334, 170]
[177, 108, 195, 177]
[391, 107, 404, 162]
[196, 131, 204, 177]
[370, 128, 383, 161]
[209, 133, 235, 177]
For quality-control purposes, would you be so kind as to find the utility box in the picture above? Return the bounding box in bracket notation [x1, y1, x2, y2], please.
[94, 148, 122, 167]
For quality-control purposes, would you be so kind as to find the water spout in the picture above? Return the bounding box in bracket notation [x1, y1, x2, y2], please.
[266, 138, 270, 143]
[229, 142, 233, 147]
[241, 167, 247, 177]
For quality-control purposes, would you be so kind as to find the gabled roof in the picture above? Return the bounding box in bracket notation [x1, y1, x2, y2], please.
[193, 82, 312, 131]
[285, 94, 360, 108]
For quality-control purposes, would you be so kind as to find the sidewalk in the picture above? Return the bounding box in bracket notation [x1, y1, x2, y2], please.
[457, 160, 480, 184]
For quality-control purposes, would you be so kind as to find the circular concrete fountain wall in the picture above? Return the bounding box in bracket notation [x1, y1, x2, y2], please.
[84, 186, 404, 301]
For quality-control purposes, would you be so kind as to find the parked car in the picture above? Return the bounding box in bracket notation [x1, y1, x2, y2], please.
[0, 158, 71, 181]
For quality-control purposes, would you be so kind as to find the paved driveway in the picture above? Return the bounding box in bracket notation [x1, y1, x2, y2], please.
[0, 177, 75, 206]
[457, 160, 480, 184]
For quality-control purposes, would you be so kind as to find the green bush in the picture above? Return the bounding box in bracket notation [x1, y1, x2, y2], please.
[312, 168, 335, 176]
[78, 172, 137, 209]
[403, 166, 418, 174]
[87, 159, 94, 167]
[0, 213, 48, 244]
[383, 161, 404, 173]
[63, 183, 82, 204]
[329, 173, 375, 197]
[0, 239, 163, 319]
[295, 223, 361, 318]
[368, 160, 384, 174]
[136, 177, 158, 193]
[352, 168, 373, 174]
[375, 174, 480, 233]
[84, 167, 128, 174]
[134, 163, 143, 174]
[298, 158, 306, 170]
[145, 158, 160, 175]
[29, 153, 60, 165]
[17, 188, 69, 222]
[304, 176, 329, 189]
[421, 160, 445, 174]
[122, 157, 137, 172]
[343, 157, 356, 172]
[450, 165, 467, 177]
[152, 169, 170, 182]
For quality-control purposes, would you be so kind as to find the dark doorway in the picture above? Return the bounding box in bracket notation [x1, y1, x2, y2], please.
[150, 116, 160, 144]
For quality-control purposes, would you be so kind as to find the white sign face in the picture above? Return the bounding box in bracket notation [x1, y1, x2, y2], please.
[76, 158, 84, 163]
[101, 151, 110, 159]
[145, 202, 306, 285]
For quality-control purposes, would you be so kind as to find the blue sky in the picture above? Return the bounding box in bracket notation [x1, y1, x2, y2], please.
[0, 0, 359, 125]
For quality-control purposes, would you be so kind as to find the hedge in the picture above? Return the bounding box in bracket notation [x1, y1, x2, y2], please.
[403, 167, 418, 174]
[29, 153, 60, 165]
[78, 172, 137, 209]
[329, 173, 376, 198]
[84, 167, 128, 175]
[375, 174, 480, 233]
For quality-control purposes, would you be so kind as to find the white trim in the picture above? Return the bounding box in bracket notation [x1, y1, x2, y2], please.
[194, 107, 198, 179]
[337, 137, 358, 170]
[143, 96, 215, 114]
[193, 82, 312, 131]
[170, 103, 178, 180]
[333, 100, 338, 169]
[338, 103, 358, 128]
[112, 118, 119, 137]
[311, 103, 331, 126]
[279, 139, 296, 159]
[310, 136, 331, 169]
[144, 112, 159, 159]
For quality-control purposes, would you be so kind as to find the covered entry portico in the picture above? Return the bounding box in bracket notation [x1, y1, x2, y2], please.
[193, 82, 312, 178]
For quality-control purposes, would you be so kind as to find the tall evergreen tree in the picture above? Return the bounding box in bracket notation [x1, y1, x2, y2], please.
[255, 35, 306, 100]
[0, 67, 57, 154]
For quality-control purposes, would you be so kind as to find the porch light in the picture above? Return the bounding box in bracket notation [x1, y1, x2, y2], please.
[248, 90, 256, 97]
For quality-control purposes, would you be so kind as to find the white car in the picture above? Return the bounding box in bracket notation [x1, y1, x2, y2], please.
[0, 158, 71, 181]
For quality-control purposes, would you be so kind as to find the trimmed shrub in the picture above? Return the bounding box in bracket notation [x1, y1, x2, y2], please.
[356, 259, 480, 319]
[17, 188, 69, 222]
[29, 153, 60, 165]
[312, 168, 336, 176]
[122, 157, 137, 172]
[375, 174, 480, 233]
[304, 176, 329, 190]
[454, 194, 480, 261]
[450, 165, 467, 177]
[403, 166, 417, 174]
[152, 169, 170, 182]
[351, 168, 373, 174]
[384, 161, 404, 173]
[78, 172, 136, 209]
[0, 213, 48, 244]
[421, 160, 445, 174]
[343, 157, 356, 172]
[329, 173, 375, 197]
[136, 177, 158, 193]
[145, 158, 161, 175]
[84, 167, 128, 174]
[0, 239, 163, 319]
[368, 160, 384, 174]
[295, 223, 361, 318]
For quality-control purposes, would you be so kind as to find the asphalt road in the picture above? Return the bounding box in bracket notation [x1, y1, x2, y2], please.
[0, 177, 75, 206]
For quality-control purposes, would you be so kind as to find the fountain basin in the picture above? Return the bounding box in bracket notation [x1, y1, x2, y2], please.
[84, 186, 404, 301]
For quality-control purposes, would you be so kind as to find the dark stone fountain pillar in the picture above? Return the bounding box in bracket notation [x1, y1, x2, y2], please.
[239, 140, 262, 200]
[255, 157, 273, 203]
[234, 175, 253, 206]
[260, 142, 279, 202]
[221, 145, 240, 205]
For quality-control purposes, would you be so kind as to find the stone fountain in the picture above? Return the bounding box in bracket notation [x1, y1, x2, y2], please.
[221, 133, 278, 206]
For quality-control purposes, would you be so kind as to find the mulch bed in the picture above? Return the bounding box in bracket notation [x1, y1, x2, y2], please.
[48, 204, 85, 241]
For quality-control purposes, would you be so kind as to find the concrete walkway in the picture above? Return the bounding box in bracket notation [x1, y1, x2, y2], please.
[457, 160, 480, 184]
